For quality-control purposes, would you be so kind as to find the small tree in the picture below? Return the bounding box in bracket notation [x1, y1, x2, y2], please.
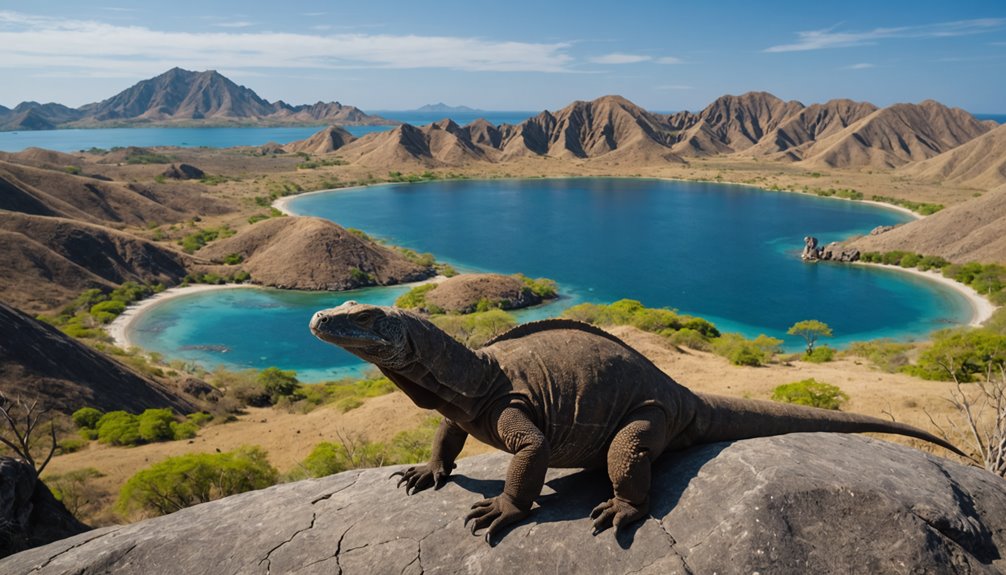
[257, 367, 299, 402]
[0, 393, 57, 476]
[927, 363, 1006, 478]
[788, 320, 833, 355]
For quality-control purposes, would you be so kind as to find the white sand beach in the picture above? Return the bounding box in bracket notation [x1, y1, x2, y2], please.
[106, 283, 258, 349]
[860, 263, 997, 327]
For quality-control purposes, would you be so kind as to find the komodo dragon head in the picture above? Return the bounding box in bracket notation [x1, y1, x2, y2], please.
[310, 302, 499, 421]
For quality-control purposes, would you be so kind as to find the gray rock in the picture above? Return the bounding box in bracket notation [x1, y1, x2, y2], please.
[0, 458, 90, 558]
[802, 236, 860, 262]
[3, 434, 1005, 574]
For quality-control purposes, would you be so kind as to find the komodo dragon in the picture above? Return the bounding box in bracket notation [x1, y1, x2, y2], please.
[309, 302, 966, 541]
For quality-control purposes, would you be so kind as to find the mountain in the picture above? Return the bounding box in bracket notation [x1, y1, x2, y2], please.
[899, 123, 1006, 189]
[0, 301, 196, 414]
[744, 99, 879, 160]
[414, 103, 482, 113]
[197, 217, 434, 290]
[1, 68, 394, 130]
[798, 100, 991, 169]
[846, 187, 1006, 264]
[670, 92, 804, 156]
[282, 126, 356, 155]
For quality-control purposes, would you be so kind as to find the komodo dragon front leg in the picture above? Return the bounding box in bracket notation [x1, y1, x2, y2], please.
[464, 406, 550, 541]
[392, 418, 469, 492]
[590, 406, 669, 533]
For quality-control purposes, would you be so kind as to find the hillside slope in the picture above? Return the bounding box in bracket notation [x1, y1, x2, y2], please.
[899, 123, 1006, 189]
[0, 302, 196, 414]
[847, 187, 1006, 263]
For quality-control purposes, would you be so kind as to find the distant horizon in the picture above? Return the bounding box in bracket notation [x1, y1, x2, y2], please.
[1, 1, 1003, 112]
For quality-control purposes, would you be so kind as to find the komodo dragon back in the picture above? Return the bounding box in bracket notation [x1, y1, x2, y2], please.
[482, 318, 636, 349]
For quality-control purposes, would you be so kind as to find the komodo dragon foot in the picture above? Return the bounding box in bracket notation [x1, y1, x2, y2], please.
[464, 494, 531, 543]
[590, 496, 649, 534]
[390, 461, 454, 494]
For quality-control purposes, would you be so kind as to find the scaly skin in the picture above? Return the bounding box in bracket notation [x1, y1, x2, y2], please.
[310, 302, 967, 542]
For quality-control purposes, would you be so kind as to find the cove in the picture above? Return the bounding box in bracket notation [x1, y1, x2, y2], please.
[127, 178, 972, 381]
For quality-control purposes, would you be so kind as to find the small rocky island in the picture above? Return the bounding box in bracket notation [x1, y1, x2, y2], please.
[801, 235, 861, 262]
[398, 273, 558, 314]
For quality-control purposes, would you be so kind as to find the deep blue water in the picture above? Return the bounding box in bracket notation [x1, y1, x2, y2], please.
[975, 113, 1006, 124]
[0, 111, 535, 153]
[128, 179, 972, 382]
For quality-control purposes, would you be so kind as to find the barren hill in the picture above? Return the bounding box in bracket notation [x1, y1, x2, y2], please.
[899, 123, 1006, 189]
[0, 212, 190, 312]
[671, 91, 804, 156]
[0, 159, 226, 226]
[745, 99, 879, 160]
[282, 126, 356, 155]
[799, 100, 991, 169]
[0, 301, 196, 414]
[846, 187, 1006, 263]
[424, 273, 547, 313]
[197, 217, 434, 290]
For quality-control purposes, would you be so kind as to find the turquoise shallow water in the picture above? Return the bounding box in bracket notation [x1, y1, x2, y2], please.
[128, 178, 972, 381]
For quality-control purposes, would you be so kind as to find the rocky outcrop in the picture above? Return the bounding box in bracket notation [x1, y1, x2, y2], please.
[282, 126, 356, 155]
[4, 434, 1004, 574]
[801, 235, 860, 262]
[160, 163, 205, 180]
[0, 458, 90, 559]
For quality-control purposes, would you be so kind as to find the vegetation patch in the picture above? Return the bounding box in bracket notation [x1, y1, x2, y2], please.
[860, 254, 1006, 305]
[868, 195, 943, 215]
[771, 379, 849, 410]
[432, 309, 517, 348]
[39, 282, 164, 340]
[72, 407, 211, 446]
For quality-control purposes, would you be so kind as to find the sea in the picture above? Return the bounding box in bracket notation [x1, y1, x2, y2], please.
[0, 111, 537, 153]
[127, 179, 972, 382]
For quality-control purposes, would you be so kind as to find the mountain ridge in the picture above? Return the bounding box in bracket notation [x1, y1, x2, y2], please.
[0, 68, 395, 131]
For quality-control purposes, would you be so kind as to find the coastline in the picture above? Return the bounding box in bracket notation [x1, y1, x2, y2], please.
[107, 283, 259, 350]
[857, 262, 996, 327]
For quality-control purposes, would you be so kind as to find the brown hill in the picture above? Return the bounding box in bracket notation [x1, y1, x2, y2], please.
[423, 273, 546, 313]
[745, 99, 879, 160]
[899, 123, 1006, 189]
[197, 217, 434, 290]
[0, 301, 196, 414]
[0, 159, 228, 226]
[800, 100, 991, 169]
[0, 212, 190, 312]
[671, 92, 804, 156]
[282, 126, 356, 155]
[344, 96, 686, 166]
[271, 101, 388, 125]
[846, 187, 1006, 263]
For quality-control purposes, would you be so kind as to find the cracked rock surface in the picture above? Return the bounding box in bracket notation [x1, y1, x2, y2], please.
[3, 434, 1006, 574]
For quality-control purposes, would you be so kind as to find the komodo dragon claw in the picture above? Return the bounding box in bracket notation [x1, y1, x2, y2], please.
[464, 495, 530, 543]
[390, 463, 451, 494]
[590, 497, 649, 534]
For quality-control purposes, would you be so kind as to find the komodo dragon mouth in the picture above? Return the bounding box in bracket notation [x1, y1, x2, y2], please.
[309, 301, 390, 348]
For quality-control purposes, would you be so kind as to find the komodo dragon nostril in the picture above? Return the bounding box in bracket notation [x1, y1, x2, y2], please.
[319, 316, 329, 323]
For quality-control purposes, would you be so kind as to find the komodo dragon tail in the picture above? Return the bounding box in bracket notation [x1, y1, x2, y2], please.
[692, 393, 968, 458]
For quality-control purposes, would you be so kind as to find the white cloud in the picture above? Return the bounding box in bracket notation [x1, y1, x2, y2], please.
[844, 62, 874, 69]
[765, 18, 1005, 52]
[590, 53, 651, 64]
[214, 21, 255, 29]
[654, 56, 682, 64]
[0, 11, 574, 75]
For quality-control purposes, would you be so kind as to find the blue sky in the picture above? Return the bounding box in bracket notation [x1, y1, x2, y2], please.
[0, 0, 1003, 112]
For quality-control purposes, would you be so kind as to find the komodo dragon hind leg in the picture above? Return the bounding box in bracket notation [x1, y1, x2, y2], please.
[590, 406, 668, 534]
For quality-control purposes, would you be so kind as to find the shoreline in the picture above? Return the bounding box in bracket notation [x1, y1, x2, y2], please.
[106, 283, 259, 350]
[106, 274, 449, 350]
[857, 262, 996, 327]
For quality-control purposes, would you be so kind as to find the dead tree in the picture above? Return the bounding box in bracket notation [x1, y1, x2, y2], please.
[0, 393, 57, 477]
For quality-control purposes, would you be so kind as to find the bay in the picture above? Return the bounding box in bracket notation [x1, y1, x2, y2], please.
[128, 178, 972, 381]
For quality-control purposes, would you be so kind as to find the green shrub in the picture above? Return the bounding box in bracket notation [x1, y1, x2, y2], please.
[336, 397, 364, 412]
[712, 333, 782, 367]
[431, 309, 516, 348]
[96, 411, 141, 446]
[844, 339, 913, 372]
[561, 299, 720, 340]
[395, 283, 437, 310]
[118, 447, 277, 517]
[669, 328, 712, 351]
[170, 420, 200, 440]
[223, 253, 244, 265]
[906, 328, 1006, 381]
[804, 345, 836, 363]
[258, 367, 300, 402]
[137, 409, 176, 442]
[89, 300, 127, 324]
[58, 438, 90, 454]
[515, 274, 558, 299]
[771, 379, 848, 410]
[72, 407, 104, 429]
